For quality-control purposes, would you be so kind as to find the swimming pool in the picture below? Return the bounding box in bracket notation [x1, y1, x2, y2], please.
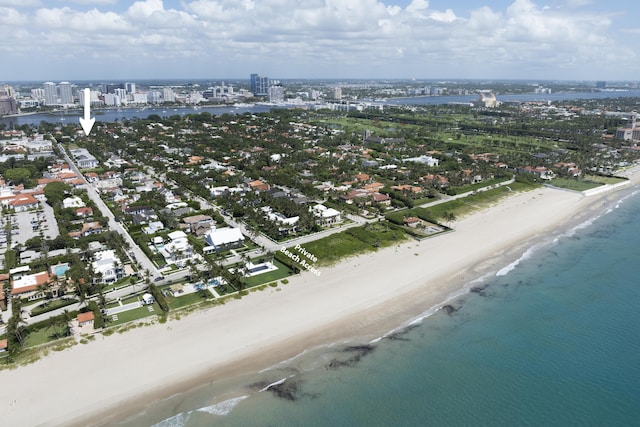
[53, 263, 70, 277]
[248, 265, 269, 273]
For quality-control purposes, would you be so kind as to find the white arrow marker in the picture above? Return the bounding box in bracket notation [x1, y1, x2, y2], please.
[79, 88, 95, 136]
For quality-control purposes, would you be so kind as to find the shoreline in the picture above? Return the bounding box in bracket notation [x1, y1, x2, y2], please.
[1, 177, 638, 426]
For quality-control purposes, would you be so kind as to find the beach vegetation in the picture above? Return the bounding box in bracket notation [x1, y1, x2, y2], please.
[549, 178, 602, 192]
[294, 223, 410, 267]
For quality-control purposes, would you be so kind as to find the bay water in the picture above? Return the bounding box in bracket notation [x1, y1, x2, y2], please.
[114, 189, 640, 427]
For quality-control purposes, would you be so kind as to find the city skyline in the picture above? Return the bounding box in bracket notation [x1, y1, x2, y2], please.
[0, 0, 638, 81]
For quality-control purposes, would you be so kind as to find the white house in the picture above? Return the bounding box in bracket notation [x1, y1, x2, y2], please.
[142, 293, 154, 305]
[160, 230, 195, 267]
[204, 227, 245, 252]
[261, 206, 299, 233]
[402, 155, 439, 167]
[70, 148, 99, 169]
[143, 221, 165, 235]
[63, 196, 85, 209]
[310, 204, 343, 227]
[92, 250, 125, 284]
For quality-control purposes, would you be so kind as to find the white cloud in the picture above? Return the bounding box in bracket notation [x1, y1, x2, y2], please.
[0, 0, 40, 7]
[0, 0, 634, 80]
[65, 0, 117, 5]
[406, 0, 429, 14]
[127, 0, 165, 19]
[34, 7, 130, 32]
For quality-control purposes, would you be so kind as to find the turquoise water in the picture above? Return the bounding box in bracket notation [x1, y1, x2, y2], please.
[117, 190, 640, 427]
[52, 263, 69, 277]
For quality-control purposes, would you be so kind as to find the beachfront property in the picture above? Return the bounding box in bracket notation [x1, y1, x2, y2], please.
[204, 227, 245, 253]
[242, 261, 278, 277]
[518, 166, 555, 180]
[92, 250, 125, 284]
[77, 311, 94, 327]
[142, 293, 154, 305]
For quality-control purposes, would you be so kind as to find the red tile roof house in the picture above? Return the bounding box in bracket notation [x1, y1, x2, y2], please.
[403, 216, 422, 228]
[77, 311, 94, 326]
[371, 192, 391, 205]
[0, 339, 7, 353]
[76, 207, 93, 218]
[9, 193, 39, 212]
[10, 271, 51, 301]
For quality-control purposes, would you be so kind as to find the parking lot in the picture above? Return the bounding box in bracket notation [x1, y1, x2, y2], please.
[9, 201, 60, 248]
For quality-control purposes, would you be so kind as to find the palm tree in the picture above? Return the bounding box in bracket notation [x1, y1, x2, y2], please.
[61, 309, 73, 337]
[442, 211, 457, 227]
[47, 315, 62, 340]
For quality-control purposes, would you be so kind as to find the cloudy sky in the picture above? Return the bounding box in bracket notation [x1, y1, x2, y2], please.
[1, 0, 637, 81]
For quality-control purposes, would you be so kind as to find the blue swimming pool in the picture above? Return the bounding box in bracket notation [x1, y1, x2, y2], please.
[53, 264, 69, 277]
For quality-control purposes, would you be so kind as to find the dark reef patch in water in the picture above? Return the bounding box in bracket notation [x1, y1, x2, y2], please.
[268, 379, 298, 401]
[385, 323, 419, 342]
[442, 304, 458, 315]
[326, 344, 376, 370]
[470, 284, 489, 297]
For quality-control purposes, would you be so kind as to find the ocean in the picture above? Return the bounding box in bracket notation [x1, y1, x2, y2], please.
[113, 188, 640, 427]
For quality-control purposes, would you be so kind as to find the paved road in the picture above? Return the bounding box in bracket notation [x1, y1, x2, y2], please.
[56, 139, 160, 279]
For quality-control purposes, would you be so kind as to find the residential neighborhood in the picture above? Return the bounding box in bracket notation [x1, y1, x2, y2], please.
[1, 92, 639, 361]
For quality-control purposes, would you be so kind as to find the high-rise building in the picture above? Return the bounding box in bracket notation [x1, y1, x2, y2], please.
[0, 96, 17, 115]
[43, 82, 58, 106]
[80, 90, 102, 105]
[103, 93, 121, 106]
[125, 82, 136, 94]
[0, 85, 15, 98]
[250, 73, 269, 97]
[596, 81, 606, 89]
[162, 88, 175, 103]
[59, 82, 73, 104]
[132, 92, 148, 104]
[268, 85, 285, 103]
[333, 87, 342, 100]
[148, 91, 162, 104]
[114, 88, 127, 104]
[0, 85, 17, 115]
[31, 88, 45, 102]
[104, 83, 124, 94]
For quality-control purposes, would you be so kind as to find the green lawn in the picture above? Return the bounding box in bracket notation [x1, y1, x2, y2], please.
[549, 178, 602, 192]
[105, 302, 160, 327]
[293, 232, 372, 267]
[24, 326, 62, 347]
[388, 181, 539, 224]
[447, 177, 511, 195]
[166, 291, 208, 310]
[29, 298, 78, 316]
[243, 259, 294, 287]
[583, 175, 628, 185]
[294, 223, 409, 267]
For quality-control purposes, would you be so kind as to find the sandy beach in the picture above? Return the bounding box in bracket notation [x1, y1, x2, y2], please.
[1, 176, 637, 427]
